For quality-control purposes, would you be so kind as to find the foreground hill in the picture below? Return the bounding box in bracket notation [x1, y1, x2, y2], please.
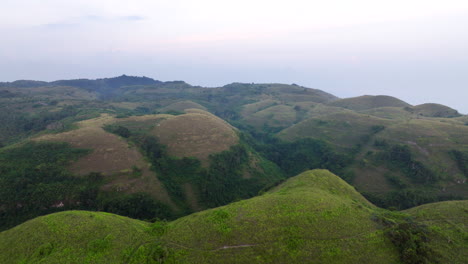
[1, 170, 466, 263]
[0, 211, 153, 264]
[159, 170, 399, 263]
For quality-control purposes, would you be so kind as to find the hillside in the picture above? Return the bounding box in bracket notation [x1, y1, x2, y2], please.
[0, 75, 466, 232]
[2, 170, 466, 263]
[0, 108, 283, 229]
[412, 103, 461, 118]
[151, 109, 238, 164]
[405, 201, 468, 264]
[0, 211, 153, 264]
[328, 95, 411, 111]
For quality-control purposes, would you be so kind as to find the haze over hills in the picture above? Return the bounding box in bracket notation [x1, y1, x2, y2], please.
[0, 75, 467, 263]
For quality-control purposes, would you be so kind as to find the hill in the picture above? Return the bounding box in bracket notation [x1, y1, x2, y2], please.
[0, 211, 153, 264]
[2, 170, 466, 263]
[0, 109, 283, 228]
[405, 201, 468, 264]
[328, 95, 411, 111]
[151, 109, 238, 164]
[0, 75, 466, 232]
[412, 103, 461, 118]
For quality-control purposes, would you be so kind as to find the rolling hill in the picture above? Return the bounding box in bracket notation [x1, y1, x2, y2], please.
[0, 75, 466, 249]
[328, 95, 411, 111]
[1, 170, 466, 263]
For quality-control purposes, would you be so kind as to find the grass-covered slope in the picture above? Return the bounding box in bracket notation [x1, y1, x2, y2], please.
[405, 201, 468, 264]
[412, 103, 461, 118]
[328, 95, 411, 111]
[1, 170, 466, 264]
[0, 211, 153, 264]
[152, 109, 238, 164]
[160, 170, 400, 263]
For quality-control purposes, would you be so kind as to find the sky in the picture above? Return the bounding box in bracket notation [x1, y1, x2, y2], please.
[1, 0, 468, 113]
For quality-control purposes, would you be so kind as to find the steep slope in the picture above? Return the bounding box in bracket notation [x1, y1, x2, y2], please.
[329, 95, 411, 111]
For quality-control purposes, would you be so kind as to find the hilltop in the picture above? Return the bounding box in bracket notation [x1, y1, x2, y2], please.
[1, 170, 466, 263]
[328, 95, 411, 111]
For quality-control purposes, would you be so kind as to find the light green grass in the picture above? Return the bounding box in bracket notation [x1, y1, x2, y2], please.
[328, 95, 410, 111]
[405, 201, 468, 264]
[0, 211, 153, 264]
[1, 170, 466, 264]
[160, 170, 400, 263]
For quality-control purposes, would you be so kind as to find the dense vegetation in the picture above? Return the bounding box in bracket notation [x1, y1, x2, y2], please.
[372, 210, 437, 264]
[0, 142, 93, 230]
[450, 150, 468, 176]
[0, 141, 174, 230]
[105, 124, 284, 211]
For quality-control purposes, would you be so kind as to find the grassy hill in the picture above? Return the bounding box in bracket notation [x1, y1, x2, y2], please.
[2, 170, 466, 263]
[405, 201, 468, 264]
[0, 109, 283, 228]
[0, 211, 153, 264]
[0, 75, 466, 245]
[160, 170, 400, 264]
[151, 109, 239, 164]
[159, 100, 207, 113]
[328, 95, 411, 111]
[412, 103, 461, 118]
[34, 114, 175, 207]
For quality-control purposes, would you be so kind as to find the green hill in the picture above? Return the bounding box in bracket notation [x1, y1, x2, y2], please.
[0, 211, 153, 264]
[2, 170, 466, 263]
[412, 103, 461, 118]
[159, 170, 401, 264]
[159, 100, 207, 113]
[405, 201, 468, 264]
[329, 95, 411, 111]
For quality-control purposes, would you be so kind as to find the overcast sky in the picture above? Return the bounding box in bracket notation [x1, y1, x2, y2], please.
[1, 0, 467, 113]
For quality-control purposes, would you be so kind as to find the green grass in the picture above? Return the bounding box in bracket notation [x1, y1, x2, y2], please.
[0, 211, 154, 264]
[405, 201, 468, 264]
[1, 170, 466, 263]
[159, 170, 400, 263]
[328, 95, 410, 111]
[412, 103, 461, 118]
[244, 104, 297, 129]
